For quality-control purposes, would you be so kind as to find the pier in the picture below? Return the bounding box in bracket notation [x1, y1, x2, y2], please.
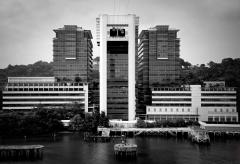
[99, 124, 240, 144]
[98, 127, 191, 137]
[0, 145, 44, 161]
[199, 121, 240, 138]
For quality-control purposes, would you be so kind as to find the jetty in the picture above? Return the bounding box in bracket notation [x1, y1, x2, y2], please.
[0, 145, 44, 161]
[98, 127, 191, 137]
[199, 121, 240, 138]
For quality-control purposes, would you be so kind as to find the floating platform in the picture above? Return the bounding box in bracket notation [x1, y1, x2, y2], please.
[188, 128, 210, 144]
[84, 135, 126, 142]
[114, 143, 137, 159]
[0, 145, 44, 161]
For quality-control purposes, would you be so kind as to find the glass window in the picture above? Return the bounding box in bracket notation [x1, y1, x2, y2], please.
[226, 116, 231, 122]
[232, 117, 237, 122]
[214, 116, 219, 122]
[220, 116, 225, 122]
[208, 116, 213, 122]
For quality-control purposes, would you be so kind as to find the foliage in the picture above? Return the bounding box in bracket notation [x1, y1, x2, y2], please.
[136, 119, 147, 128]
[99, 111, 109, 127]
[70, 114, 84, 131]
[0, 61, 53, 84]
[69, 111, 109, 133]
[180, 58, 240, 87]
[0, 108, 64, 137]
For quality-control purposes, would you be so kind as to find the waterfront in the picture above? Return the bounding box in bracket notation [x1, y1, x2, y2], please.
[1, 133, 240, 164]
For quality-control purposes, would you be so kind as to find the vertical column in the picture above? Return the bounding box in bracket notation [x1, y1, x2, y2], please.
[84, 83, 88, 113]
[100, 15, 108, 114]
[191, 85, 205, 121]
[128, 15, 136, 121]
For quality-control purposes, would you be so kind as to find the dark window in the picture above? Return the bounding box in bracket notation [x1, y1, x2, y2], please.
[110, 28, 117, 37]
[118, 29, 125, 37]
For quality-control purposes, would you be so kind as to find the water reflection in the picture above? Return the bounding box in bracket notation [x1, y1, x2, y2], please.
[1, 134, 240, 164]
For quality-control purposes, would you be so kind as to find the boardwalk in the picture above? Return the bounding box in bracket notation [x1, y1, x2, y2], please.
[98, 127, 191, 137]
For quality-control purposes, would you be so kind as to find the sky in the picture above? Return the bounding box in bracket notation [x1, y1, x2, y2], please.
[0, 0, 240, 68]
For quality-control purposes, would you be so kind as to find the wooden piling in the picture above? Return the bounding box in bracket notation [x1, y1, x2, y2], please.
[114, 143, 137, 159]
[0, 145, 44, 161]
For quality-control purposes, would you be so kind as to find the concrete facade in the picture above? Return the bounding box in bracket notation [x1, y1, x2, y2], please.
[146, 84, 238, 122]
[97, 14, 139, 120]
[2, 77, 88, 113]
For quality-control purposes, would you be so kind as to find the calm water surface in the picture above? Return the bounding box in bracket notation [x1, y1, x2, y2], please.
[1, 133, 240, 164]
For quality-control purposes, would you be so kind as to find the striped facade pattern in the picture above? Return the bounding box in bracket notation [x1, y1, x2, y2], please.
[146, 85, 238, 122]
[2, 79, 88, 112]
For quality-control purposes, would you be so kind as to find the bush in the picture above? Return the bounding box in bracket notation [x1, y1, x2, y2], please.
[136, 119, 147, 128]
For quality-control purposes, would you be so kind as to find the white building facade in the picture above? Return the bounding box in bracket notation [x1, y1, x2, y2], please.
[2, 77, 88, 112]
[146, 84, 238, 123]
[96, 14, 139, 120]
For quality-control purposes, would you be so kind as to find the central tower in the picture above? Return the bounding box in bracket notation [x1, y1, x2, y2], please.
[96, 14, 139, 121]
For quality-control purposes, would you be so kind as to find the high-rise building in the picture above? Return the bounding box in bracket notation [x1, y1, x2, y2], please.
[53, 25, 93, 82]
[96, 14, 139, 120]
[137, 25, 181, 117]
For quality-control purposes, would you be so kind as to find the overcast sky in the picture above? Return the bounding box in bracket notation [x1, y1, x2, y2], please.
[0, 0, 240, 68]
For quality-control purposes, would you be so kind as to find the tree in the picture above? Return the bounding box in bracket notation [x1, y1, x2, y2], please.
[99, 112, 109, 127]
[70, 114, 84, 131]
[136, 119, 146, 128]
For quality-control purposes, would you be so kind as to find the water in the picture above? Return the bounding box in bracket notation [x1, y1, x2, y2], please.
[1, 133, 240, 164]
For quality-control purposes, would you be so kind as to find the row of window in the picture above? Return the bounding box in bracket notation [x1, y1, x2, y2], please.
[3, 98, 84, 102]
[152, 98, 191, 101]
[153, 88, 190, 91]
[213, 108, 236, 113]
[7, 83, 84, 86]
[201, 98, 236, 102]
[3, 103, 84, 107]
[3, 93, 84, 96]
[201, 93, 236, 96]
[6, 88, 84, 92]
[147, 115, 198, 121]
[151, 103, 191, 107]
[148, 108, 191, 113]
[152, 93, 191, 96]
[208, 116, 237, 122]
[201, 104, 236, 107]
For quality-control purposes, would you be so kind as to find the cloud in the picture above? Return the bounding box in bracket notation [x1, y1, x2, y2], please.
[0, 0, 240, 68]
